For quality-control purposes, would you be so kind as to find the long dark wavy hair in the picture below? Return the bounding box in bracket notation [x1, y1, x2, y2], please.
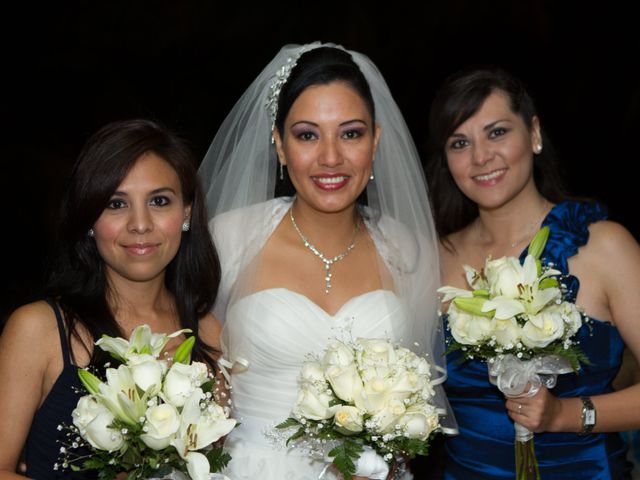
[426, 67, 570, 239]
[274, 46, 375, 201]
[46, 119, 221, 369]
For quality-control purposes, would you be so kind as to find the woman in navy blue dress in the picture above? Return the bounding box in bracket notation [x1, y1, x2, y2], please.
[426, 67, 640, 479]
[0, 119, 222, 479]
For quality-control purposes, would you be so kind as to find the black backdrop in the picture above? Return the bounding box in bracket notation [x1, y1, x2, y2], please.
[2, 1, 639, 323]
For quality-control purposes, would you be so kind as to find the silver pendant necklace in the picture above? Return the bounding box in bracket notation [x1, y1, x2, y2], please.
[289, 208, 359, 294]
[509, 200, 550, 249]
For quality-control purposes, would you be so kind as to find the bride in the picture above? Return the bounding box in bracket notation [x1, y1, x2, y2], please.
[199, 43, 455, 479]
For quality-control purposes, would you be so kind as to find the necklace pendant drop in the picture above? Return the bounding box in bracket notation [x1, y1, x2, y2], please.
[290, 208, 358, 295]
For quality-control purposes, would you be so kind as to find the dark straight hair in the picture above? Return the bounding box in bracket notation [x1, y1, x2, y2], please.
[46, 119, 221, 369]
[426, 67, 570, 239]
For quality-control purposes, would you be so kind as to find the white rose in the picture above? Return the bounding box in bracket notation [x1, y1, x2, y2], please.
[369, 397, 406, 434]
[72, 395, 105, 431]
[299, 360, 326, 385]
[557, 301, 583, 337]
[357, 374, 390, 413]
[357, 338, 397, 367]
[397, 404, 439, 440]
[127, 353, 168, 396]
[333, 405, 364, 434]
[493, 318, 523, 347]
[448, 303, 495, 345]
[163, 361, 208, 407]
[293, 385, 334, 420]
[521, 311, 565, 348]
[140, 403, 181, 450]
[72, 397, 124, 451]
[325, 363, 364, 403]
[485, 256, 523, 298]
[323, 341, 355, 367]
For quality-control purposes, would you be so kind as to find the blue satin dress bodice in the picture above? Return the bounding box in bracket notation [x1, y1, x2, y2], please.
[444, 201, 632, 479]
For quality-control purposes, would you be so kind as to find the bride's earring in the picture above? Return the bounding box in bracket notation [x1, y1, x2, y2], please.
[280, 163, 285, 181]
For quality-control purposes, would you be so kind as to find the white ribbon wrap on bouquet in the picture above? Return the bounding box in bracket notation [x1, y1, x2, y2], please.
[320, 445, 390, 480]
[488, 354, 574, 442]
[147, 471, 231, 480]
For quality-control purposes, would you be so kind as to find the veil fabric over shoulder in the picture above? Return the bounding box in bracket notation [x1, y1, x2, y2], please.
[198, 42, 457, 433]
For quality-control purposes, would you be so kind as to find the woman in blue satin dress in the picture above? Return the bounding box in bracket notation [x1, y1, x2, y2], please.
[426, 67, 640, 479]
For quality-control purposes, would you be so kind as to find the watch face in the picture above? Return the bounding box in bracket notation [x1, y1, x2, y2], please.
[585, 409, 596, 426]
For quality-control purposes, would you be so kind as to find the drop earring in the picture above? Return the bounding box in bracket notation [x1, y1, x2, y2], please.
[280, 163, 285, 181]
[88, 228, 95, 237]
[369, 172, 374, 181]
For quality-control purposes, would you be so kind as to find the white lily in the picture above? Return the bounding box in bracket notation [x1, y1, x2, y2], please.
[95, 365, 148, 426]
[171, 388, 237, 480]
[437, 285, 473, 303]
[482, 254, 561, 320]
[96, 324, 191, 362]
[463, 264, 488, 290]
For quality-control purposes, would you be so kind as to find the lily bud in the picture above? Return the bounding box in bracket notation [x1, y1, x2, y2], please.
[453, 297, 495, 318]
[78, 369, 102, 395]
[527, 226, 549, 260]
[173, 336, 196, 364]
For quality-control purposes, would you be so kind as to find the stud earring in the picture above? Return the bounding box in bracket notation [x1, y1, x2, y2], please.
[534, 144, 543, 154]
[279, 163, 285, 181]
[369, 172, 375, 181]
[182, 222, 190, 232]
[88, 228, 95, 238]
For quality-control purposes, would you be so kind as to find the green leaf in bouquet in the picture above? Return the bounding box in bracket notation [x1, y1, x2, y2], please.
[453, 296, 494, 318]
[328, 438, 364, 480]
[275, 417, 300, 429]
[206, 446, 232, 472]
[527, 226, 549, 260]
[286, 426, 307, 445]
[173, 336, 196, 364]
[200, 378, 217, 394]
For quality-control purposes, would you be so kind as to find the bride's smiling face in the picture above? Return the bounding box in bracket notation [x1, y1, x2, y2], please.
[274, 81, 380, 214]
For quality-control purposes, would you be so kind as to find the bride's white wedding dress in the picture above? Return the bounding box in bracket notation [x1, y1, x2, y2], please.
[221, 288, 411, 479]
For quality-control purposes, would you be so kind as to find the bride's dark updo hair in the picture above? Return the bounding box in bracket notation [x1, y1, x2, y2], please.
[274, 46, 376, 136]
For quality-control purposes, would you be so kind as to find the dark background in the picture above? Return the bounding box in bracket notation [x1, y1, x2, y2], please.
[2, 1, 639, 324]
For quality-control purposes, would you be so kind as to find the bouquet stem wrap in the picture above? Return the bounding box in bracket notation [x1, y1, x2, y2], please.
[488, 354, 573, 480]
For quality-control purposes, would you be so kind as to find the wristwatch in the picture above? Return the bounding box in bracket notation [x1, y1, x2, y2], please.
[578, 396, 596, 435]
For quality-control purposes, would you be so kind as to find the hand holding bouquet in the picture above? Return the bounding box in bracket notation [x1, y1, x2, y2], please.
[438, 227, 589, 480]
[57, 325, 236, 480]
[276, 334, 441, 480]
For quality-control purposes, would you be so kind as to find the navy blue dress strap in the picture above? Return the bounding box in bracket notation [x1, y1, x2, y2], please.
[25, 300, 95, 479]
[46, 298, 73, 367]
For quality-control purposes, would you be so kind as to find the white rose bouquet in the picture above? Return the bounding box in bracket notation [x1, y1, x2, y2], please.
[56, 325, 236, 480]
[276, 334, 441, 480]
[438, 227, 589, 480]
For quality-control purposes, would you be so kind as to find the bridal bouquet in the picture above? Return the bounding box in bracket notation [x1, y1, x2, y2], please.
[438, 227, 588, 480]
[56, 325, 236, 480]
[276, 334, 441, 480]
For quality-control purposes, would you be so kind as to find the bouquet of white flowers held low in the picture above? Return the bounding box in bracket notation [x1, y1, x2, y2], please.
[56, 325, 236, 480]
[438, 227, 589, 480]
[276, 333, 441, 480]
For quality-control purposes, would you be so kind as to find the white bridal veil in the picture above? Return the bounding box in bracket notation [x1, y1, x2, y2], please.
[198, 42, 456, 432]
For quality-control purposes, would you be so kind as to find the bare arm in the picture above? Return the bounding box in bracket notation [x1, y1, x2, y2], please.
[507, 221, 640, 432]
[0, 302, 60, 479]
